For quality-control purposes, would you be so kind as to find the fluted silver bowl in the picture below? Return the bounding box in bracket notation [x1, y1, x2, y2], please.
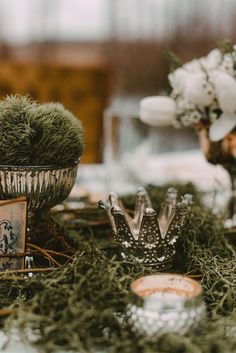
[0, 162, 79, 213]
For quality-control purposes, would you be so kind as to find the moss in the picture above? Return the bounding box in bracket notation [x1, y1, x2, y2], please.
[1, 183, 235, 352]
[0, 95, 84, 166]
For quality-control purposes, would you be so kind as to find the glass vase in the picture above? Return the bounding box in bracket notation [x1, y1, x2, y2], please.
[198, 126, 236, 228]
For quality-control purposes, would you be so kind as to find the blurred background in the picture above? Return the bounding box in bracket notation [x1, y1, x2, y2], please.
[0, 0, 235, 195]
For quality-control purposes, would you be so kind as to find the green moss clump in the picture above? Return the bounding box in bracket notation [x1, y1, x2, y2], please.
[0, 95, 84, 166]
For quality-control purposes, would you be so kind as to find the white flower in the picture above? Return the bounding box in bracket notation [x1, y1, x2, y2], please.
[183, 59, 202, 73]
[181, 115, 193, 126]
[210, 71, 236, 113]
[189, 110, 202, 124]
[209, 110, 218, 123]
[169, 44, 236, 137]
[219, 54, 234, 76]
[209, 113, 236, 141]
[168, 68, 188, 94]
[182, 72, 213, 108]
[200, 49, 222, 72]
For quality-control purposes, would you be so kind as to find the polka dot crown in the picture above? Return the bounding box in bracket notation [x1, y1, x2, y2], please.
[98, 187, 193, 268]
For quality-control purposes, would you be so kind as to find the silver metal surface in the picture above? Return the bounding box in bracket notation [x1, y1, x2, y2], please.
[127, 274, 206, 336]
[99, 187, 193, 268]
[0, 163, 78, 213]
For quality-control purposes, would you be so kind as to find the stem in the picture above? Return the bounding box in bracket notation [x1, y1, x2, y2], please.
[28, 243, 61, 267]
[0, 268, 56, 275]
[45, 249, 74, 261]
[229, 172, 236, 219]
[0, 309, 16, 316]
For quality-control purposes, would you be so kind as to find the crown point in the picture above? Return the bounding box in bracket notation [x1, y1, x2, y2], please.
[109, 192, 119, 205]
[109, 191, 117, 198]
[167, 187, 178, 194]
[144, 207, 156, 216]
[98, 200, 106, 209]
[137, 187, 147, 195]
[111, 205, 122, 215]
[181, 194, 193, 205]
[166, 187, 178, 202]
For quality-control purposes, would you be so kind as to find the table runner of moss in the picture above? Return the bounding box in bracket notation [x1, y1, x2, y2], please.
[0, 183, 235, 353]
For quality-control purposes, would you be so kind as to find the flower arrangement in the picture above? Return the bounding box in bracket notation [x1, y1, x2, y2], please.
[169, 41, 236, 141]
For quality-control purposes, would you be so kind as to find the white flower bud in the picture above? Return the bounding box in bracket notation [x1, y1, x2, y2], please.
[140, 96, 176, 126]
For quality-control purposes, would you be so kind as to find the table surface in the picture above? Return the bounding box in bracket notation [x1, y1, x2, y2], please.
[72, 150, 230, 214]
[74, 149, 230, 194]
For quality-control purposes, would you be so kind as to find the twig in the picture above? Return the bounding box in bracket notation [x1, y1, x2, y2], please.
[184, 268, 200, 276]
[0, 276, 26, 281]
[0, 268, 56, 275]
[0, 197, 27, 207]
[0, 309, 16, 316]
[0, 252, 33, 258]
[28, 243, 61, 267]
[45, 249, 74, 261]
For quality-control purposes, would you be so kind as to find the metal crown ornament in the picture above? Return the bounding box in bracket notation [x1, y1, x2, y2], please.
[98, 187, 193, 269]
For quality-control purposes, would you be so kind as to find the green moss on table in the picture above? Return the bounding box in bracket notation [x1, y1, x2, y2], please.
[0, 183, 235, 353]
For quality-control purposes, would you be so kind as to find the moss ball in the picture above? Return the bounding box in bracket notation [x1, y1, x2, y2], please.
[0, 95, 84, 166]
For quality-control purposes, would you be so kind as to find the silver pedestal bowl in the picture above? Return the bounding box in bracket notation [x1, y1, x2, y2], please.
[0, 162, 79, 213]
[0, 162, 79, 266]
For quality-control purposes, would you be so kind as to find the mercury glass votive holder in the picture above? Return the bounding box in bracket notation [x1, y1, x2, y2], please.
[126, 274, 206, 336]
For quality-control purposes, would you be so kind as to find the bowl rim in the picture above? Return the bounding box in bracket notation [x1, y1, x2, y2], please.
[130, 273, 203, 305]
[0, 159, 80, 171]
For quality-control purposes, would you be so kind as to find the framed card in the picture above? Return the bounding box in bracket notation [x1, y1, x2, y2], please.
[0, 197, 27, 270]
